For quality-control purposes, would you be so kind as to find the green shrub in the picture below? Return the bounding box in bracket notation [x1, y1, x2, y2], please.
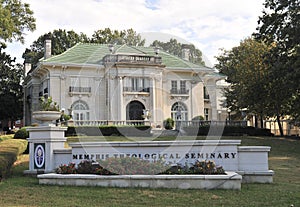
[14, 127, 29, 139]
[65, 125, 151, 137]
[192, 115, 204, 121]
[182, 126, 273, 136]
[77, 160, 98, 174]
[55, 159, 225, 175]
[162, 160, 225, 175]
[163, 118, 174, 130]
[0, 139, 28, 179]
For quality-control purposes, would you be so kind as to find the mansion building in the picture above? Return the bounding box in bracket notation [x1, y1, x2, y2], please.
[23, 40, 226, 127]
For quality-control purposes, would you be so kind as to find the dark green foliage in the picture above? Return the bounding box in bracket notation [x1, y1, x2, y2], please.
[151, 38, 205, 65]
[0, 139, 28, 179]
[182, 126, 273, 136]
[22, 29, 88, 67]
[162, 160, 225, 175]
[215, 38, 270, 128]
[14, 127, 29, 139]
[192, 115, 204, 121]
[254, 0, 300, 134]
[66, 125, 151, 137]
[76, 160, 99, 174]
[0, 45, 24, 129]
[90, 28, 145, 46]
[163, 118, 174, 130]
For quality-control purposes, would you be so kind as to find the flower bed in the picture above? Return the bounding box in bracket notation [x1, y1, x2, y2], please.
[38, 158, 241, 190]
[54, 158, 226, 175]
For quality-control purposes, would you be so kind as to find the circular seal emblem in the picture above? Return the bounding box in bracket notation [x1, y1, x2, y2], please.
[34, 144, 45, 168]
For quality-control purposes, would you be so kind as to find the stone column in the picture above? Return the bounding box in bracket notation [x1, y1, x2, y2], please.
[205, 84, 218, 121]
[24, 126, 67, 174]
[119, 76, 124, 120]
[150, 77, 156, 123]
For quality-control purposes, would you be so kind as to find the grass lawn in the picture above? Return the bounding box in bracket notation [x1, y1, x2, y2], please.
[0, 136, 299, 207]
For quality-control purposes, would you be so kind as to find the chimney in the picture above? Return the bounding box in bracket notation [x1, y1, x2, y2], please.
[44, 39, 52, 59]
[24, 62, 32, 76]
[181, 44, 190, 61]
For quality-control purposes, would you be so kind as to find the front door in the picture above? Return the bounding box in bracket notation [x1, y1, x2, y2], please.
[126, 101, 145, 120]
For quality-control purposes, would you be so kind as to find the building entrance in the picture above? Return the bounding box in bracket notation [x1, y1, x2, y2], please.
[126, 101, 145, 120]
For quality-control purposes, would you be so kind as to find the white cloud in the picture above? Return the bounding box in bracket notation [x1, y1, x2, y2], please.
[5, 0, 265, 66]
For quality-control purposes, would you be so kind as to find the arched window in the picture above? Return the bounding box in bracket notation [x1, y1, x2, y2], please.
[171, 102, 188, 121]
[71, 100, 90, 121]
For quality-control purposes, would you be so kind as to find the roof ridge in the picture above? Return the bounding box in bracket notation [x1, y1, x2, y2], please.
[40, 43, 217, 71]
[40, 42, 82, 62]
[127, 45, 148, 54]
[114, 44, 126, 53]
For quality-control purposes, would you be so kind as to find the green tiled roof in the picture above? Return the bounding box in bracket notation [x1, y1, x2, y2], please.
[41, 43, 211, 70]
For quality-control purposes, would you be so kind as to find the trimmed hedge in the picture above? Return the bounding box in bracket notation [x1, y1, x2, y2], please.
[66, 125, 151, 137]
[0, 139, 28, 180]
[182, 126, 273, 136]
[14, 127, 29, 139]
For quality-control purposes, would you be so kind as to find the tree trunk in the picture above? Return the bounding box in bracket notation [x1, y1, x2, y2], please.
[276, 114, 284, 136]
[254, 115, 258, 128]
[1, 119, 9, 131]
[260, 115, 264, 129]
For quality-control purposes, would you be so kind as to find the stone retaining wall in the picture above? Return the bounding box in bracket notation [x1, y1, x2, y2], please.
[38, 172, 242, 190]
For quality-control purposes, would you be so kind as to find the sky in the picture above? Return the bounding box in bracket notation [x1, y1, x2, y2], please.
[5, 0, 265, 67]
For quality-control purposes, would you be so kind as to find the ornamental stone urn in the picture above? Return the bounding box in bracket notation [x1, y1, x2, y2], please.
[33, 96, 61, 126]
[32, 111, 61, 126]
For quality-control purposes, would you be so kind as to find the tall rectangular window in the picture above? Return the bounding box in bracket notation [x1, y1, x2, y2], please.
[180, 80, 186, 93]
[204, 108, 209, 121]
[171, 80, 177, 92]
[70, 77, 91, 93]
[204, 86, 210, 100]
[124, 77, 150, 92]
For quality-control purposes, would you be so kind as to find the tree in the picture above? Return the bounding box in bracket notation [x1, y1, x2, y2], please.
[0, 0, 36, 46]
[23, 28, 145, 67]
[0, 45, 23, 130]
[215, 38, 272, 128]
[255, 0, 300, 135]
[23, 29, 88, 67]
[150, 38, 205, 65]
[90, 28, 145, 46]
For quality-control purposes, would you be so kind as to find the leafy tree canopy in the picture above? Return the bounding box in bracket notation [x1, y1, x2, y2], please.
[23, 28, 146, 67]
[216, 38, 271, 120]
[90, 28, 145, 46]
[255, 0, 300, 130]
[0, 0, 36, 46]
[0, 45, 23, 124]
[150, 38, 205, 66]
[22, 29, 88, 67]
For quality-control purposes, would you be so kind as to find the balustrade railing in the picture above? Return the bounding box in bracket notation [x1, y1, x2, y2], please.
[123, 87, 150, 93]
[68, 120, 246, 127]
[179, 120, 247, 127]
[170, 89, 189, 95]
[103, 54, 162, 65]
[69, 86, 92, 93]
[72, 120, 149, 126]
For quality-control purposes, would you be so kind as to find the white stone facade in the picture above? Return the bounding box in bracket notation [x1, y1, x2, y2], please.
[23, 43, 225, 126]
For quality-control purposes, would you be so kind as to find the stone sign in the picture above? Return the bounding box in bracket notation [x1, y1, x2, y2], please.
[69, 140, 241, 171]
